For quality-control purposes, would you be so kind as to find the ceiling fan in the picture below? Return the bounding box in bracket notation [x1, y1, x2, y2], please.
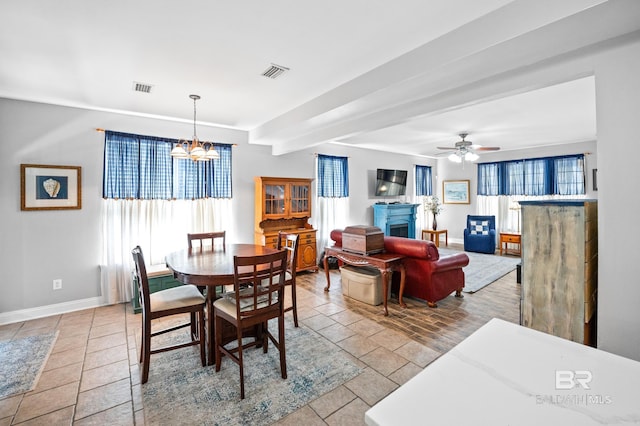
[437, 133, 500, 164]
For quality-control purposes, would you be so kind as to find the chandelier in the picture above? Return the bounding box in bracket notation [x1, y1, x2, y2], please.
[170, 94, 219, 161]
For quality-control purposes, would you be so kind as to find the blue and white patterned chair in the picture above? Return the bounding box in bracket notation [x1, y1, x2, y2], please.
[463, 215, 496, 254]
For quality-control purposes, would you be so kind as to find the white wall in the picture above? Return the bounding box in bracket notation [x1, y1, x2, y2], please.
[592, 36, 640, 361]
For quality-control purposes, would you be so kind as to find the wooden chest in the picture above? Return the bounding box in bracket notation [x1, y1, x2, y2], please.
[342, 225, 384, 255]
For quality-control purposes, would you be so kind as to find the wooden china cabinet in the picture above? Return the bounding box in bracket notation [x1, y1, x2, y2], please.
[254, 177, 318, 272]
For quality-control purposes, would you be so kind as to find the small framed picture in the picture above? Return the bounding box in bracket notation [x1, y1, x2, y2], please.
[443, 180, 470, 204]
[21, 164, 82, 211]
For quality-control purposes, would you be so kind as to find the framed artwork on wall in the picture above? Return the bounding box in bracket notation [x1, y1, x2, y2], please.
[20, 164, 82, 211]
[443, 180, 470, 204]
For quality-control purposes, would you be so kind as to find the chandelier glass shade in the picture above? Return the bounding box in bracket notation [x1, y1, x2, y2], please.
[170, 94, 219, 161]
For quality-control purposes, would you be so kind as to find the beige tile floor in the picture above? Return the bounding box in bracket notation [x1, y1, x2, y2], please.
[0, 265, 519, 425]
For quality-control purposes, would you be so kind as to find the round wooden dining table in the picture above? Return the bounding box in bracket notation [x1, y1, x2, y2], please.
[165, 243, 279, 365]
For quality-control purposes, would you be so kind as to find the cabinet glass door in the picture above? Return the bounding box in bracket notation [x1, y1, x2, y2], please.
[264, 184, 286, 216]
[289, 183, 310, 216]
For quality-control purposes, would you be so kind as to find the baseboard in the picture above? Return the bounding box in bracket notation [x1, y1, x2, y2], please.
[0, 297, 109, 326]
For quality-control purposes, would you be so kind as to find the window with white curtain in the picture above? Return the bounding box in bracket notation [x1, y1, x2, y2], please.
[477, 154, 585, 233]
[100, 131, 233, 304]
[315, 154, 349, 255]
[415, 164, 433, 231]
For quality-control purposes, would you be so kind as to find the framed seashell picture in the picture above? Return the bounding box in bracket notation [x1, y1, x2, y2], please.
[20, 164, 81, 211]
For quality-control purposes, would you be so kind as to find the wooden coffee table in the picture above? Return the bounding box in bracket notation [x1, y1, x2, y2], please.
[421, 229, 448, 247]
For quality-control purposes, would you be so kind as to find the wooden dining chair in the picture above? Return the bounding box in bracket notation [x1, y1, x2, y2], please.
[187, 231, 226, 251]
[213, 249, 288, 399]
[187, 231, 227, 300]
[277, 231, 300, 327]
[131, 246, 206, 384]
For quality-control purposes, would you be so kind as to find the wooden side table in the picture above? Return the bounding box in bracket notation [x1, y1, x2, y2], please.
[322, 247, 406, 317]
[499, 232, 521, 256]
[422, 229, 448, 247]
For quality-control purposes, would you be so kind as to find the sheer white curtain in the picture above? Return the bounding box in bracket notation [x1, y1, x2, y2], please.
[100, 198, 232, 304]
[415, 195, 430, 237]
[314, 197, 349, 256]
[477, 194, 586, 234]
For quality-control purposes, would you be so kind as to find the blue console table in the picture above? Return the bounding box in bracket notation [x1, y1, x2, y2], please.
[373, 203, 419, 238]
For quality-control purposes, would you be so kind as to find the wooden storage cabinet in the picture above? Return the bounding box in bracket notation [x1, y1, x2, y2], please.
[520, 200, 597, 346]
[131, 269, 182, 314]
[259, 228, 318, 272]
[256, 178, 311, 220]
[255, 176, 318, 273]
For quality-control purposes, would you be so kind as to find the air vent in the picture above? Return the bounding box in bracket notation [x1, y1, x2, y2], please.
[132, 81, 154, 93]
[261, 63, 290, 79]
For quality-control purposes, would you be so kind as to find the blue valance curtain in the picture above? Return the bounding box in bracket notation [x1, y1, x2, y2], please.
[477, 154, 584, 196]
[103, 130, 232, 199]
[317, 154, 349, 197]
[415, 165, 433, 196]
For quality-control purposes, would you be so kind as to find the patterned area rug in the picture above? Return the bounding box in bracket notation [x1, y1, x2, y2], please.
[438, 248, 520, 293]
[0, 332, 58, 399]
[142, 319, 362, 425]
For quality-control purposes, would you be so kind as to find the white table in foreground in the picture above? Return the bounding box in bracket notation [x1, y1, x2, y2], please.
[365, 318, 640, 426]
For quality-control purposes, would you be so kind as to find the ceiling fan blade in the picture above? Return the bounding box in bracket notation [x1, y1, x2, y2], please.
[475, 147, 501, 151]
[436, 146, 457, 150]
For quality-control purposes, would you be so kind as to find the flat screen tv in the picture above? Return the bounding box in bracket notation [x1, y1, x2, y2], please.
[375, 169, 407, 196]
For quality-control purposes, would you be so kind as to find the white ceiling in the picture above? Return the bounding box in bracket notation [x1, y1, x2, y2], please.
[1, 1, 639, 158]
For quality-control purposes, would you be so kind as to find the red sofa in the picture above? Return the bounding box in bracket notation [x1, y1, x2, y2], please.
[330, 229, 469, 308]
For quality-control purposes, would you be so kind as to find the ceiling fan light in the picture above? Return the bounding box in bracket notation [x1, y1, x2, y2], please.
[465, 152, 479, 161]
[448, 153, 462, 163]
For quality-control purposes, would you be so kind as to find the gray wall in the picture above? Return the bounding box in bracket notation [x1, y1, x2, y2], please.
[0, 98, 427, 316]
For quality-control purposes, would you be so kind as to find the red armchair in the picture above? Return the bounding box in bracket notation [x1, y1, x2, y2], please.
[330, 229, 469, 307]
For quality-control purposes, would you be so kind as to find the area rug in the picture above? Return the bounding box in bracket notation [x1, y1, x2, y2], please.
[0, 332, 58, 399]
[438, 248, 520, 293]
[142, 319, 362, 425]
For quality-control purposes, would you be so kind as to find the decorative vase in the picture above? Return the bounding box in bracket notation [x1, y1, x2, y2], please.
[432, 213, 438, 230]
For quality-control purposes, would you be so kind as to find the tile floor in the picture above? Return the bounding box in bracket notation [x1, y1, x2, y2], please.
[0, 257, 520, 425]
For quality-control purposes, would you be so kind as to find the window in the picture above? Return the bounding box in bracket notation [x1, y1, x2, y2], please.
[315, 154, 349, 258]
[477, 162, 502, 196]
[415, 165, 432, 196]
[553, 156, 585, 195]
[523, 158, 549, 195]
[100, 130, 233, 305]
[504, 160, 524, 195]
[478, 154, 585, 196]
[317, 154, 349, 197]
[103, 131, 232, 199]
